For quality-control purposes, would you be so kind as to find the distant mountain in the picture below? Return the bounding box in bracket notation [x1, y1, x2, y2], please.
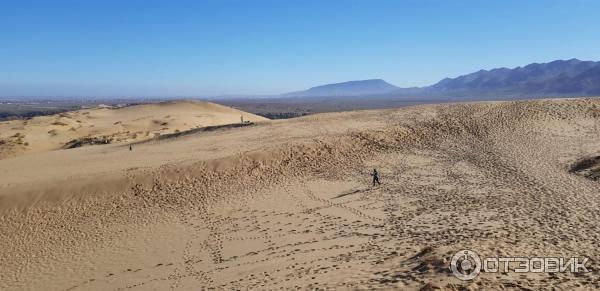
[283, 79, 400, 97]
[281, 59, 600, 100]
[426, 59, 600, 97]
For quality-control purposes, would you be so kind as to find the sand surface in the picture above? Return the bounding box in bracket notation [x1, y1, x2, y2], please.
[1, 98, 600, 290]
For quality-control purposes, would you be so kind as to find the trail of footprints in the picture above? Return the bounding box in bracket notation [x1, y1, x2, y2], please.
[65, 179, 399, 289]
[64, 171, 464, 290]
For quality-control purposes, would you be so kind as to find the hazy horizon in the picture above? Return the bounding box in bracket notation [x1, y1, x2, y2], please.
[2, 0, 599, 97]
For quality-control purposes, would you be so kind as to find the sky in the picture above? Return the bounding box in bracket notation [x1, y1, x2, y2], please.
[1, 0, 599, 97]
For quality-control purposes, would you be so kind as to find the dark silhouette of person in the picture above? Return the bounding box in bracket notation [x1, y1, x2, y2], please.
[372, 168, 381, 186]
[129, 144, 132, 151]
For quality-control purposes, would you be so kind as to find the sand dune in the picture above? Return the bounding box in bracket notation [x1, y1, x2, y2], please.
[1, 98, 600, 290]
[0, 100, 267, 159]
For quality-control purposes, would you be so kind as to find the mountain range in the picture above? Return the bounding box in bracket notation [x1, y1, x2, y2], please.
[284, 59, 600, 99]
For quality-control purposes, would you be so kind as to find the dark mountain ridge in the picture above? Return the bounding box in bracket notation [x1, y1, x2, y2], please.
[283, 59, 600, 99]
[427, 58, 600, 96]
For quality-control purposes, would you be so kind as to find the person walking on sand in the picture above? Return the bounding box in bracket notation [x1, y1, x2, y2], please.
[129, 144, 132, 151]
[372, 168, 381, 186]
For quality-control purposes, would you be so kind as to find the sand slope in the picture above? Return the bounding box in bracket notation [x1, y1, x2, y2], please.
[1, 98, 600, 290]
[0, 100, 267, 159]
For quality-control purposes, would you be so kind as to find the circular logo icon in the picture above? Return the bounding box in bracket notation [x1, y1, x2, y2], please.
[451, 249, 482, 280]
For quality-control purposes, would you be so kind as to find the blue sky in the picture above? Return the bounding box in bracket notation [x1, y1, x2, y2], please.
[1, 0, 599, 97]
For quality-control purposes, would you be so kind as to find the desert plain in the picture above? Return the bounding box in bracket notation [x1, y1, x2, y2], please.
[1, 98, 600, 290]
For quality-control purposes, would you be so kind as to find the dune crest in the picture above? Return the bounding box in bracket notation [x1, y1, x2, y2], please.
[0, 100, 267, 159]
